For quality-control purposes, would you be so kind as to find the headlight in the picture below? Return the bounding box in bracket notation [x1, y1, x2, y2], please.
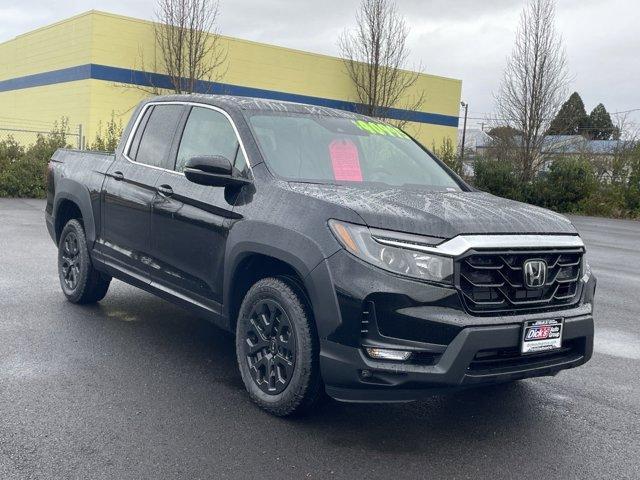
[582, 255, 592, 283]
[328, 220, 453, 284]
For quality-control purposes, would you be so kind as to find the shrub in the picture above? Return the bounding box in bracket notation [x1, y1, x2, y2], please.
[89, 112, 123, 152]
[624, 148, 640, 215]
[0, 156, 48, 198]
[470, 152, 640, 218]
[472, 158, 523, 201]
[25, 118, 71, 162]
[0, 135, 24, 163]
[0, 118, 71, 198]
[530, 157, 597, 212]
[581, 184, 627, 218]
[432, 137, 463, 176]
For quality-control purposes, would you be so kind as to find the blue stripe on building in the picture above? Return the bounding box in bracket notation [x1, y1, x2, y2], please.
[0, 64, 459, 127]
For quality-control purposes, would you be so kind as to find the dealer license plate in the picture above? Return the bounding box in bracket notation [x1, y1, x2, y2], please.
[521, 319, 563, 354]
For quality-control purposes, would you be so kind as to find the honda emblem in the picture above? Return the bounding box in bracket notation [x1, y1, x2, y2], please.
[523, 260, 547, 288]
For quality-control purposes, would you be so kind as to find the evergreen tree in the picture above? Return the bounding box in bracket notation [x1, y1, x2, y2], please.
[588, 103, 617, 140]
[548, 92, 589, 136]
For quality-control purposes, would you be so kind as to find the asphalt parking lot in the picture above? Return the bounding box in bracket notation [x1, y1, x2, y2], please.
[1, 198, 639, 479]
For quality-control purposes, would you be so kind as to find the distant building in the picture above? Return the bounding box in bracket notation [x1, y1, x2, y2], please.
[458, 128, 493, 157]
[458, 130, 635, 179]
[460, 131, 632, 160]
[542, 135, 633, 159]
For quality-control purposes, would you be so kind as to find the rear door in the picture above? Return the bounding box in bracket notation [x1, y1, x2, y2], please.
[149, 105, 250, 312]
[101, 103, 186, 284]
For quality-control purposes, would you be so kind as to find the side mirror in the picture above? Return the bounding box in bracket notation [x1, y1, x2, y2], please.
[184, 155, 251, 187]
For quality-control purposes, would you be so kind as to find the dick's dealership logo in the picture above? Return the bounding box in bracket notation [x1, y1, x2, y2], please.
[523, 260, 547, 288]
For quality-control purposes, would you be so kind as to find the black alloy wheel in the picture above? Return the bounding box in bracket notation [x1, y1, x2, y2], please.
[244, 299, 296, 395]
[57, 219, 111, 304]
[60, 231, 81, 290]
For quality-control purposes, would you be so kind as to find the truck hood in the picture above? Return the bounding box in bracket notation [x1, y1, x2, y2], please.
[286, 182, 577, 239]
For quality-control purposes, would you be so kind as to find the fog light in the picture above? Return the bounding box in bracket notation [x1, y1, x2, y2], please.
[365, 347, 412, 361]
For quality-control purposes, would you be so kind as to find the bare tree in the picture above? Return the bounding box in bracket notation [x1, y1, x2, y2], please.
[593, 112, 639, 184]
[495, 0, 569, 181]
[132, 0, 227, 95]
[338, 0, 424, 126]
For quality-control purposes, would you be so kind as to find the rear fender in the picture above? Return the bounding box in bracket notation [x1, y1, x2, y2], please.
[54, 178, 97, 245]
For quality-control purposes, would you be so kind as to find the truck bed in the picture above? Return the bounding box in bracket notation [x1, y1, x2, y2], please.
[46, 148, 116, 244]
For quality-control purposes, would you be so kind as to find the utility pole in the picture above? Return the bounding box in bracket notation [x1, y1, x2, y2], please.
[460, 101, 469, 161]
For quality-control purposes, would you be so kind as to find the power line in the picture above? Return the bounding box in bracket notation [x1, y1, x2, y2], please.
[609, 108, 640, 116]
[456, 108, 640, 122]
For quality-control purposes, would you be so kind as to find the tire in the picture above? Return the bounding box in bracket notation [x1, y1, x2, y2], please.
[235, 277, 323, 416]
[58, 219, 111, 304]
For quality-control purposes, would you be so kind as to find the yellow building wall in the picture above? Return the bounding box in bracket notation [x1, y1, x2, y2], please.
[0, 81, 91, 146]
[0, 10, 462, 149]
[0, 13, 93, 81]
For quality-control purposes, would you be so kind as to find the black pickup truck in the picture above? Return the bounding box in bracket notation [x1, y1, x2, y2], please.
[46, 94, 596, 416]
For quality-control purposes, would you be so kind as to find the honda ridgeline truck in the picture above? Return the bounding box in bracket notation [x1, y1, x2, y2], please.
[46, 95, 596, 416]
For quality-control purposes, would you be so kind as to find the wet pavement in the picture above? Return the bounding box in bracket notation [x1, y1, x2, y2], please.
[1, 198, 638, 479]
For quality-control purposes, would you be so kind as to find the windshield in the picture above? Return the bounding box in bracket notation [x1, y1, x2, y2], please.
[247, 112, 462, 191]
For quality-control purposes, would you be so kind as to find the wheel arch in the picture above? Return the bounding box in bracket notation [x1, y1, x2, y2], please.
[225, 249, 314, 333]
[224, 221, 342, 338]
[53, 180, 96, 245]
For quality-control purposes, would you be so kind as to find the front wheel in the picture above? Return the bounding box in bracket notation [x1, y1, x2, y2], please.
[235, 277, 323, 416]
[58, 219, 111, 304]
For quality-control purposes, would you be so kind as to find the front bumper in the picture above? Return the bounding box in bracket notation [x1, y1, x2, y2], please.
[321, 314, 593, 402]
[309, 249, 596, 403]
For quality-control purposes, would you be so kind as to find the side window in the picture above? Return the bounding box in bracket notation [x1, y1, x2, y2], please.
[134, 104, 184, 169]
[127, 106, 153, 161]
[175, 107, 247, 173]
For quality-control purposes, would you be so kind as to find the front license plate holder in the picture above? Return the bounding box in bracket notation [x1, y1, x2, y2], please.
[521, 318, 563, 354]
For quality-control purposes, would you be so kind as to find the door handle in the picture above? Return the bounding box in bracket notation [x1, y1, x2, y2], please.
[111, 171, 124, 181]
[157, 184, 174, 197]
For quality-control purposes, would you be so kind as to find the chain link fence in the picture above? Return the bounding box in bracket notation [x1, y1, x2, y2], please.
[0, 119, 84, 149]
[0, 119, 86, 198]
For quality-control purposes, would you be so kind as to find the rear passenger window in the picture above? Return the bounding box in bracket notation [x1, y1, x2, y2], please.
[133, 104, 184, 169]
[127, 106, 152, 161]
[175, 107, 247, 173]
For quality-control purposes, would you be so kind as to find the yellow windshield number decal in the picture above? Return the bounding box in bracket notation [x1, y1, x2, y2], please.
[353, 120, 410, 139]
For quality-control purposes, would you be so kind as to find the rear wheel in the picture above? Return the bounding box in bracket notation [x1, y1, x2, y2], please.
[235, 277, 323, 416]
[58, 219, 111, 304]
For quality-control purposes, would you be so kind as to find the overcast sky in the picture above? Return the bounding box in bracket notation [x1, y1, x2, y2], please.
[1, 0, 638, 130]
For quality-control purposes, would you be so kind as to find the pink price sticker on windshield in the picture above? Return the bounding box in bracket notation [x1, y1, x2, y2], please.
[329, 139, 362, 182]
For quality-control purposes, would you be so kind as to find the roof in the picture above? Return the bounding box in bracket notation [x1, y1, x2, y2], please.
[542, 135, 633, 155]
[477, 133, 634, 155]
[459, 128, 493, 149]
[149, 93, 368, 120]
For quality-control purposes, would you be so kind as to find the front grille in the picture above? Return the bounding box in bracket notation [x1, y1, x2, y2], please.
[457, 248, 584, 315]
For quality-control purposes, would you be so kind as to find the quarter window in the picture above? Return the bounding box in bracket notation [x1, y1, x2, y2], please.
[175, 107, 247, 173]
[127, 106, 152, 161]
